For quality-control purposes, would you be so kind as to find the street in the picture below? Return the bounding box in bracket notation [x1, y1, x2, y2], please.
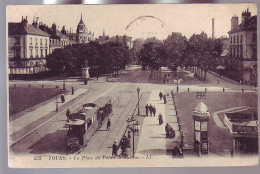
[9, 65, 258, 159]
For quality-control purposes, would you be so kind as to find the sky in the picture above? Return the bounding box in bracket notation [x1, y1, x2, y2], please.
[7, 4, 257, 40]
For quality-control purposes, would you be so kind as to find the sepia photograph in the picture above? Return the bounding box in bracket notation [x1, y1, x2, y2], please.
[7, 3, 258, 168]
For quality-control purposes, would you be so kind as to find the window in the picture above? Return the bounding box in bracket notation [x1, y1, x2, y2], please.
[241, 35, 243, 43]
[40, 39, 42, 45]
[45, 39, 47, 45]
[240, 46, 243, 58]
[30, 38, 32, 45]
[45, 48, 48, 56]
[40, 48, 43, 57]
[35, 38, 38, 45]
[237, 35, 239, 43]
[14, 49, 20, 59]
[35, 47, 38, 57]
[231, 37, 232, 44]
[234, 36, 236, 43]
[30, 47, 33, 58]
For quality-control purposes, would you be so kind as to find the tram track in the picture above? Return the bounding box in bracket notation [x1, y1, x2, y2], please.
[10, 83, 116, 151]
[78, 83, 140, 156]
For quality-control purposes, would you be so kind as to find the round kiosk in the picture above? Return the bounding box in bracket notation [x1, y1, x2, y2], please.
[192, 101, 210, 156]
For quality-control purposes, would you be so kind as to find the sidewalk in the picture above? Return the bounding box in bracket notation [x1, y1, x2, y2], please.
[136, 90, 181, 157]
[9, 88, 88, 145]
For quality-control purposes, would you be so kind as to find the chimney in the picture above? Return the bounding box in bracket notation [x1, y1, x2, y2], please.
[212, 18, 215, 39]
[231, 16, 238, 30]
[21, 16, 28, 27]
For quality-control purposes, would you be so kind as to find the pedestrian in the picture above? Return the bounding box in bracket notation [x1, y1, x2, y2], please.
[149, 104, 153, 116]
[71, 87, 74, 95]
[172, 147, 180, 158]
[61, 94, 65, 103]
[165, 123, 170, 138]
[152, 106, 156, 117]
[112, 142, 118, 156]
[107, 118, 111, 131]
[166, 76, 169, 82]
[158, 113, 163, 125]
[159, 91, 163, 100]
[84, 78, 88, 85]
[163, 77, 166, 84]
[66, 108, 71, 122]
[145, 104, 149, 116]
[163, 95, 167, 104]
[169, 126, 176, 139]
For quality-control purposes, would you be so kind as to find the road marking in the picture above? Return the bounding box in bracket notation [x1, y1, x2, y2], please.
[10, 83, 117, 146]
[212, 106, 249, 129]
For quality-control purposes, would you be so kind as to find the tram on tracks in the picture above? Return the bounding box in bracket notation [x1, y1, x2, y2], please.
[65, 96, 112, 150]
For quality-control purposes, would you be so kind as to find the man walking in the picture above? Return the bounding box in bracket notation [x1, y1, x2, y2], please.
[61, 94, 65, 103]
[159, 91, 163, 100]
[66, 108, 71, 122]
[71, 87, 74, 95]
[152, 106, 156, 117]
[145, 104, 149, 116]
[107, 118, 111, 131]
[112, 142, 118, 156]
[163, 95, 167, 104]
[149, 104, 153, 116]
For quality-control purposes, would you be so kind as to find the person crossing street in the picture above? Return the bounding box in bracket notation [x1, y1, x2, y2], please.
[107, 118, 111, 131]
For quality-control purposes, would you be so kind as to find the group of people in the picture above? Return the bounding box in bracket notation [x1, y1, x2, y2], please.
[159, 91, 167, 104]
[112, 133, 131, 157]
[165, 123, 175, 139]
[145, 104, 156, 117]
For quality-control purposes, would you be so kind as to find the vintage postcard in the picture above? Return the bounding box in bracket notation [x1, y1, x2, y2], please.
[7, 4, 258, 168]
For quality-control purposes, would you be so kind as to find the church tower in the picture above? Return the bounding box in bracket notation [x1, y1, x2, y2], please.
[76, 13, 88, 43]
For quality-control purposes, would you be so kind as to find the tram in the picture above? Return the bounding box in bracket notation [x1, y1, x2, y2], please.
[66, 97, 112, 150]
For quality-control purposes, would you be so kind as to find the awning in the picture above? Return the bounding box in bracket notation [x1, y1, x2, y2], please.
[216, 65, 225, 70]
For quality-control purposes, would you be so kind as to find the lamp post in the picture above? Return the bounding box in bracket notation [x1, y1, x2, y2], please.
[126, 116, 140, 158]
[63, 65, 66, 91]
[137, 87, 140, 115]
[56, 89, 58, 112]
[176, 69, 179, 92]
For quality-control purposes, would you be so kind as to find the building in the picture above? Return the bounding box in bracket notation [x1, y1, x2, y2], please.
[109, 35, 133, 49]
[76, 14, 95, 43]
[98, 29, 109, 44]
[224, 108, 258, 156]
[8, 17, 50, 75]
[223, 9, 257, 85]
[39, 23, 70, 54]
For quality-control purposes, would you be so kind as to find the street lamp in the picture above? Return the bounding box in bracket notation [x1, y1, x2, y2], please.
[176, 69, 179, 92]
[126, 116, 139, 158]
[63, 65, 66, 91]
[136, 87, 140, 115]
[56, 89, 58, 112]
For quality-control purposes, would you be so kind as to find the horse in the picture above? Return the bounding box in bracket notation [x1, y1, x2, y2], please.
[173, 79, 183, 85]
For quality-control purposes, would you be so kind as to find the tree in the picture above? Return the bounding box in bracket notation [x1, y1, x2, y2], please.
[164, 32, 188, 71]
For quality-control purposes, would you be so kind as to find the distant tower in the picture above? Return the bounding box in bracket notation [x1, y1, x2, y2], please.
[212, 18, 215, 39]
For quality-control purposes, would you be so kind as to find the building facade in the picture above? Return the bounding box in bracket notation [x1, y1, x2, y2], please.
[8, 17, 50, 75]
[223, 9, 257, 85]
[40, 23, 70, 54]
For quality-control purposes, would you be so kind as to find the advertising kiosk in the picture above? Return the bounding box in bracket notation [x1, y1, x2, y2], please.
[192, 101, 210, 156]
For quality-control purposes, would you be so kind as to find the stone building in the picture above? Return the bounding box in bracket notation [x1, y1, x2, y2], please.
[223, 9, 257, 85]
[39, 23, 70, 54]
[76, 14, 95, 43]
[109, 35, 133, 49]
[8, 17, 50, 75]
